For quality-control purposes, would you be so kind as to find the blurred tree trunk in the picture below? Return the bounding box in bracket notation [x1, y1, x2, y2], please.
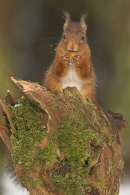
[0, 78, 127, 195]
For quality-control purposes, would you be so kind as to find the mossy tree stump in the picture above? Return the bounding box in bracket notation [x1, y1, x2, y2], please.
[0, 77, 127, 195]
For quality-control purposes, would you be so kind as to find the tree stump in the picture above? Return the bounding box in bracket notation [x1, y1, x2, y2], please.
[0, 77, 128, 195]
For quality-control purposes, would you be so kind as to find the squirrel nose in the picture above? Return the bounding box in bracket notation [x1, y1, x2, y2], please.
[67, 43, 78, 52]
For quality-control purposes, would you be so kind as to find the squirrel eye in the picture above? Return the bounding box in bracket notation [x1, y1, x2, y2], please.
[81, 35, 85, 41]
[63, 34, 66, 40]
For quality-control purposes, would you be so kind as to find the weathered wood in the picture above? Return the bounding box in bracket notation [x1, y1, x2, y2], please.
[0, 77, 128, 195]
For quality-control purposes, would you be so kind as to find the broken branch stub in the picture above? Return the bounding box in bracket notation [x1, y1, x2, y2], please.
[0, 77, 127, 195]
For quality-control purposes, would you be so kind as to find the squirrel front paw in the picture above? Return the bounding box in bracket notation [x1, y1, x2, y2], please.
[72, 55, 82, 65]
[61, 54, 70, 64]
[61, 53, 82, 65]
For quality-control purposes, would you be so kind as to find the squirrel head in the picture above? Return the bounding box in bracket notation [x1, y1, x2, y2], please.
[56, 12, 89, 55]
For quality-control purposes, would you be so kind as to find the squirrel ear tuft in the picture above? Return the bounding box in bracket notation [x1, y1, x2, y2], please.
[80, 14, 87, 32]
[63, 11, 70, 31]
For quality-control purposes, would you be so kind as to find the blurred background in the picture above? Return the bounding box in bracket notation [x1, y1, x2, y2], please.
[0, 0, 130, 194]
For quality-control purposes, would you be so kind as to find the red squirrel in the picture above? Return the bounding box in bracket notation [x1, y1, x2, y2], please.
[44, 12, 96, 101]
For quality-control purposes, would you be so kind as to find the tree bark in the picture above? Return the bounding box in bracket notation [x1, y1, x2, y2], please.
[0, 77, 128, 195]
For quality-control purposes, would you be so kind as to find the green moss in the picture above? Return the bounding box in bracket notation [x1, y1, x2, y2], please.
[19, 176, 43, 189]
[29, 179, 43, 188]
[107, 156, 124, 195]
[8, 97, 57, 186]
[38, 133, 57, 166]
[52, 108, 103, 195]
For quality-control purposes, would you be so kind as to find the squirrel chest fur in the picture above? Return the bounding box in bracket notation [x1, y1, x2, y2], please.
[44, 12, 96, 101]
[60, 61, 87, 91]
